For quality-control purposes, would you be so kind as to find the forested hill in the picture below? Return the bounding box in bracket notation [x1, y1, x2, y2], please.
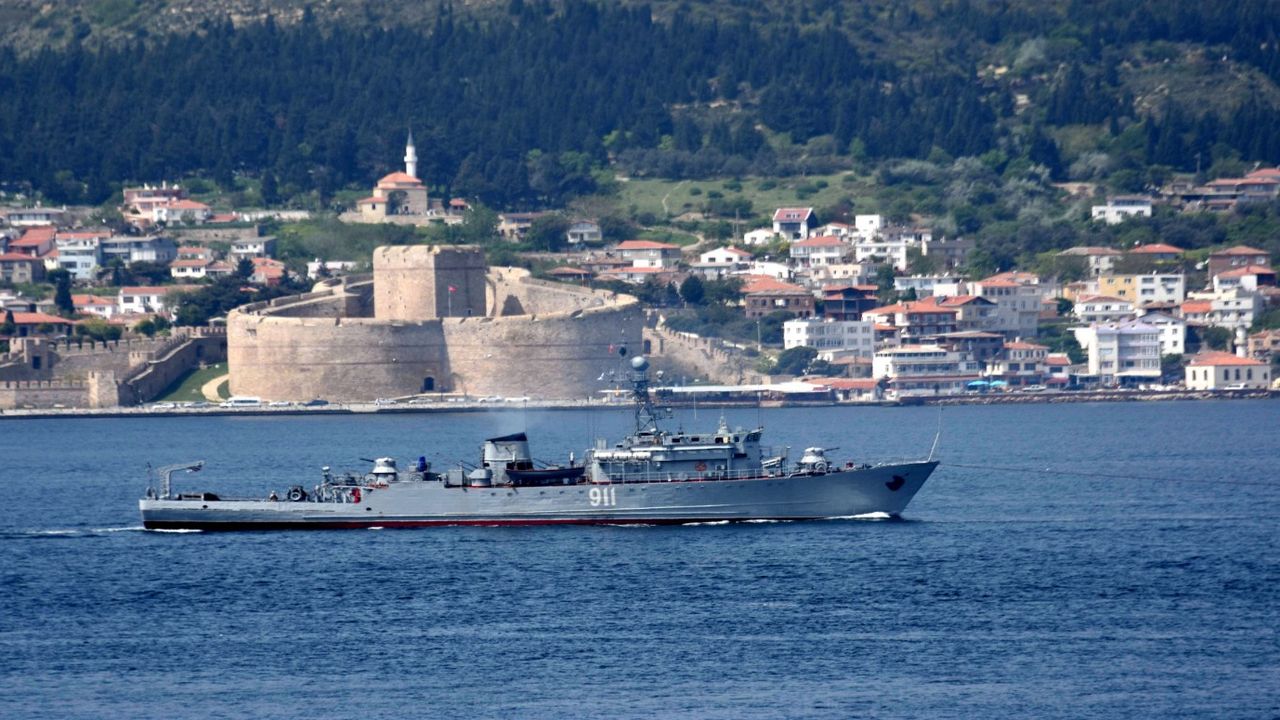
[1, 0, 1279, 208]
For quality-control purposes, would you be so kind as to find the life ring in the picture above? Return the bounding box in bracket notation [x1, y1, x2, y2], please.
[287, 486, 307, 502]
[813, 462, 828, 473]
[695, 462, 707, 472]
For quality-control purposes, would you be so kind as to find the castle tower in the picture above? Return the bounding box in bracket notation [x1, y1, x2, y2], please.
[373, 245, 486, 321]
[404, 132, 418, 180]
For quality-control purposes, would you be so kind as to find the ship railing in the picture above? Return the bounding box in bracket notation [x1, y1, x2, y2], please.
[595, 466, 790, 485]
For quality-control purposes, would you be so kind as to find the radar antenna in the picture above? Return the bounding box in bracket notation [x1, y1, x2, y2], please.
[627, 356, 663, 435]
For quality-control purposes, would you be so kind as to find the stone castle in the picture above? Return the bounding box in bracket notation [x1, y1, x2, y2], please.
[227, 245, 645, 400]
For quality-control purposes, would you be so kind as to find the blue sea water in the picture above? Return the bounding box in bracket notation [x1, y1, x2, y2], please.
[1, 400, 1278, 719]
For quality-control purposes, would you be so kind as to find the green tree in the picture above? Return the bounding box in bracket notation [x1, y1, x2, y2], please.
[774, 346, 818, 376]
[260, 172, 279, 206]
[50, 269, 74, 316]
[526, 214, 571, 252]
[1200, 326, 1232, 351]
[1, 309, 15, 336]
[679, 275, 705, 305]
[134, 318, 157, 337]
[235, 257, 254, 280]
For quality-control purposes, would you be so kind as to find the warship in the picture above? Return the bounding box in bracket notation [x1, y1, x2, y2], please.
[139, 357, 938, 530]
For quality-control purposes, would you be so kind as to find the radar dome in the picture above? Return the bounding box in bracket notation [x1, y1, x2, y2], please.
[630, 356, 649, 371]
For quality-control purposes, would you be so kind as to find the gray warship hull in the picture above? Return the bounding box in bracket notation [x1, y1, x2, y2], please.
[139, 461, 937, 530]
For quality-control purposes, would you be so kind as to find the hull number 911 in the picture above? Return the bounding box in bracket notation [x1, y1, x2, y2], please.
[588, 487, 617, 507]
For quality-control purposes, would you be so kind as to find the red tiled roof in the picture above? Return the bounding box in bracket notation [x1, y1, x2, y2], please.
[72, 294, 114, 307]
[13, 311, 71, 325]
[165, 199, 210, 210]
[617, 240, 680, 251]
[1211, 245, 1268, 256]
[1187, 351, 1265, 367]
[170, 258, 211, 268]
[1128, 243, 1184, 254]
[1181, 300, 1212, 314]
[377, 172, 423, 186]
[982, 271, 1039, 284]
[11, 226, 56, 247]
[0, 252, 41, 262]
[356, 196, 382, 205]
[1077, 295, 1129, 304]
[772, 207, 814, 222]
[1004, 341, 1048, 351]
[1217, 265, 1275, 278]
[792, 235, 846, 248]
[741, 275, 805, 294]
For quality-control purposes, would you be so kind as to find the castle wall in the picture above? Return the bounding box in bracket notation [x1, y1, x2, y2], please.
[227, 259, 643, 401]
[228, 315, 450, 401]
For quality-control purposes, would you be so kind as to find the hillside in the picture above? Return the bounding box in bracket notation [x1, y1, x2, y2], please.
[1, 0, 1279, 259]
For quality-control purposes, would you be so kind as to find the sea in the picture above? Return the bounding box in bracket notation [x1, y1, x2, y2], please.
[1, 400, 1277, 719]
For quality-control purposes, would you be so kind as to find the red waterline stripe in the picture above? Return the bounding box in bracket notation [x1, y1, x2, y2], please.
[141, 516, 837, 531]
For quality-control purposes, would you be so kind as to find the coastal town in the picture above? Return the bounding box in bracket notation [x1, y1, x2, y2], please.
[1, 144, 1276, 412]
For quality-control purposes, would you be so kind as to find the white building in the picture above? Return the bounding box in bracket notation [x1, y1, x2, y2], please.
[1212, 265, 1276, 293]
[973, 278, 1043, 337]
[894, 274, 964, 298]
[808, 262, 878, 287]
[55, 233, 103, 281]
[230, 236, 277, 259]
[565, 220, 601, 246]
[615, 240, 682, 269]
[307, 259, 360, 279]
[772, 208, 815, 240]
[783, 318, 875, 359]
[1073, 295, 1135, 324]
[699, 246, 752, 266]
[1185, 288, 1264, 329]
[1091, 196, 1153, 224]
[872, 345, 981, 398]
[1185, 351, 1271, 390]
[117, 286, 193, 315]
[854, 234, 915, 270]
[742, 228, 777, 246]
[1134, 311, 1186, 356]
[853, 214, 883, 241]
[789, 236, 850, 267]
[1073, 320, 1161, 385]
[150, 199, 213, 225]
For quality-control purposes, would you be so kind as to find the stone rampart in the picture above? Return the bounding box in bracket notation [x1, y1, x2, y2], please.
[646, 324, 762, 385]
[228, 262, 643, 401]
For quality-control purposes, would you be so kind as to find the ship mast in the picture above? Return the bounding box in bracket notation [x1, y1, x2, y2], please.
[628, 356, 662, 435]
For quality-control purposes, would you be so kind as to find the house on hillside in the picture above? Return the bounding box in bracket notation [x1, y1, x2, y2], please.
[616, 240, 682, 268]
[772, 208, 815, 240]
[1091, 196, 1153, 224]
[1207, 245, 1271, 278]
[789, 235, 850, 267]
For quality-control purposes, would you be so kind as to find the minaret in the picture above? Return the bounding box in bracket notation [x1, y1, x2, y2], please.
[404, 131, 418, 179]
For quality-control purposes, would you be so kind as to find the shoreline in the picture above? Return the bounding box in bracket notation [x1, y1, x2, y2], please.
[1, 388, 1275, 420]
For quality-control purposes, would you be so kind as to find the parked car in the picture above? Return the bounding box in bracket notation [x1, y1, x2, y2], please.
[219, 396, 262, 408]
[303, 399, 329, 407]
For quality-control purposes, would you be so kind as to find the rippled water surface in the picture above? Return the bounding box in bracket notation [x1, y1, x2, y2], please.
[2, 400, 1278, 719]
